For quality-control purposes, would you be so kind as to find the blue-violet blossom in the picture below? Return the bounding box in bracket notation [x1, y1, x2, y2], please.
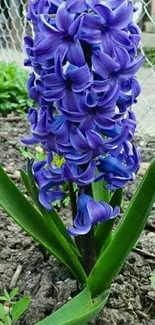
[23, 0, 145, 235]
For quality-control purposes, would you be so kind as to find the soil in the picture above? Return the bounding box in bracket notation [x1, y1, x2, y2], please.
[0, 116, 155, 325]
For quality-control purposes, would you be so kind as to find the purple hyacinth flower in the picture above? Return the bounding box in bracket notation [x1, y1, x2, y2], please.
[62, 161, 96, 186]
[82, 0, 134, 53]
[96, 144, 140, 189]
[42, 55, 92, 103]
[35, 2, 85, 66]
[23, 0, 144, 216]
[32, 154, 65, 210]
[51, 0, 88, 13]
[92, 48, 145, 87]
[67, 193, 120, 236]
[39, 184, 65, 210]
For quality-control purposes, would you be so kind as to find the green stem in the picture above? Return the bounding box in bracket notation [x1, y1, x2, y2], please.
[78, 227, 96, 276]
[69, 181, 96, 275]
[75, 185, 96, 275]
[68, 181, 82, 252]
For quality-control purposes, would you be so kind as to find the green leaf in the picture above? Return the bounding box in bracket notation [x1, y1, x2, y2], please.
[0, 304, 5, 321]
[95, 189, 123, 256]
[12, 296, 30, 321]
[3, 291, 9, 301]
[0, 298, 7, 302]
[0, 321, 4, 325]
[0, 165, 86, 283]
[92, 181, 110, 203]
[36, 287, 109, 325]
[4, 315, 12, 325]
[88, 160, 155, 297]
[9, 288, 18, 299]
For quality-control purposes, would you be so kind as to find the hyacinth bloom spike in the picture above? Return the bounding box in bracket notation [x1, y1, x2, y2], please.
[23, 0, 145, 234]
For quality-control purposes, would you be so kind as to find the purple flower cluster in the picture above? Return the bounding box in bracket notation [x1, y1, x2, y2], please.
[23, 0, 144, 235]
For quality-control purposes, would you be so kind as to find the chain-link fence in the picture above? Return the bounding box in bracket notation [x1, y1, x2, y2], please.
[0, 0, 155, 134]
[0, 0, 29, 65]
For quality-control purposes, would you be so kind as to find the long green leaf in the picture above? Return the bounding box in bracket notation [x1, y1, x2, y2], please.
[21, 166, 85, 280]
[12, 297, 31, 321]
[88, 160, 155, 297]
[92, 181, 110, 203]
[0, 166, 86, 283]
[36, 287, 109, 325]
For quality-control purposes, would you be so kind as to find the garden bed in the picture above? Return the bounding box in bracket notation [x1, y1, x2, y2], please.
[0, 117, 155, 325]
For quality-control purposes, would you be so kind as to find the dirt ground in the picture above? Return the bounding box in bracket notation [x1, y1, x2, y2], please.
[0, 117, 155, 325]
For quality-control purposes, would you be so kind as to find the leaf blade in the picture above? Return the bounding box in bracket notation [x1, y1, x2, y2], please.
[36, 287, 109, 325]
[12, 296, 31, 321]
[88, 160, 155, 297]
[0, 165, 86, 283]
[92, 181, 110, 203]
[10, 288, 19, 299]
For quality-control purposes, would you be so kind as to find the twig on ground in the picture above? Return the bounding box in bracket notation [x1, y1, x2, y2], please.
[136, 310, 149, 320]
[132, 248, 155, 259]
[3, 169, 21, 180]
[9, 265, 23, 289]
[0, 117, 22, 122]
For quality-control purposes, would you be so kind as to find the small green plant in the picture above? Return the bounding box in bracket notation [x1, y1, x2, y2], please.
[0, 62, 34, 116]
[149, 274, 155, 283]
[20, 145, 46, 162]
[0, 288, 30, 325]
[143, 48, 155, 67]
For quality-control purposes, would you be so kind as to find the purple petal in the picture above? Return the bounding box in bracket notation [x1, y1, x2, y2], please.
[68, 64, 91, 92]
[66, 151, 93, 165]
[67, 211, 91, 236]
[39, 188, 65, 210]
[93, 50, 119, 79]
[56, 2, 75, 31]
[95, 3, 113, 23]
[35, 36, 60, 61]
[121, 54, 145, 78]
[111, 0, 133, 29]
[42, 73, 64, 86]
[44, 87, 66, 101]
[69, 14, 84, 38]
[85, 89, 98, 107]
[67, 40, 85, 67]
[60, 107, 87, 122]
[21, 136, 39, 145]
[66, 0, 88, 13]
[70, 126, 88, 151]
[82, 14, 101, 32]
[39, 14, 60, 37]
[86, 130, 104, 149]
[87, 200, 111, 224]
[95, 115, 115, 130]
[73, 161, 96, 185]
[114, 47, 130, 70]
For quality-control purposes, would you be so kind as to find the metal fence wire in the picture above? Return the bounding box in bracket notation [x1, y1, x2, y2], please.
[0, 0, 155, 134]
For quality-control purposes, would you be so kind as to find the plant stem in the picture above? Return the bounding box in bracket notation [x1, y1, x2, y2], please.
[79, 227, 96, 276]
[68, 182, 81, 250]
[68, 182, 77, 220]
[68, 182, 96, 275]
[80, 184, 96, 275]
